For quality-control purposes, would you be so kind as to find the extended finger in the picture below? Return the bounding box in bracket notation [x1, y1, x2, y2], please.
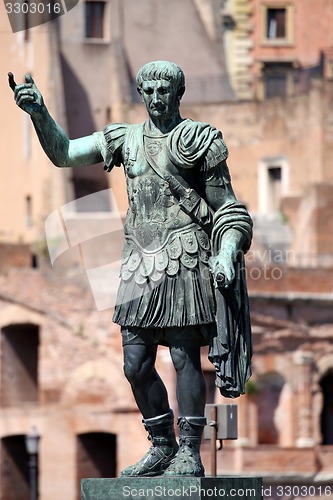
[8, 72, 17, 91]
[25, 73, 35, 85]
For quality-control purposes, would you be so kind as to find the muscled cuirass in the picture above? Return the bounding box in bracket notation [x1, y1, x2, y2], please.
[124, 128, 197, 249]
[120, 124, 211, 285]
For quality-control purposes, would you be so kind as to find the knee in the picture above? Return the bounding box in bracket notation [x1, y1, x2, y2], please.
[170, 347, 187, 372]
[123, 348, 153, 386]
[170, 345, 202, 374]
[123, 357, 140, 385]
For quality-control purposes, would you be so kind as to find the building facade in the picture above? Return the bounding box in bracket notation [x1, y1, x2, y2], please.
[251, 0, 333, 100]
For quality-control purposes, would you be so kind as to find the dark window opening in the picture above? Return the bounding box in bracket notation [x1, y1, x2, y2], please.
[0, 435, 30, 500]
[266, 8, 286, 39]
[85, 1, 105, 39]
[268, 167, 282, 182]
[268, 166, 282, 212]
[76, 432, 116, 500]
[31, 253, 38, 269]
[262, 62, 295, 98]
[320, 370, 333, 444]
[1, 324, 39, 407]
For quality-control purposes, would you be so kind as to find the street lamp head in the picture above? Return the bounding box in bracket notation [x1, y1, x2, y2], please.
[25, 426, 40, 455]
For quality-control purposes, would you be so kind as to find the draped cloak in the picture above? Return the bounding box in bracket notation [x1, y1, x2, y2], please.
[102, 119, 253, 398]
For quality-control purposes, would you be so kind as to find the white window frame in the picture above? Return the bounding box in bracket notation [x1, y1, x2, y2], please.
[258, 156, 289, 214]
[84, 0, 110, 43]
[261, 3, 294, 46]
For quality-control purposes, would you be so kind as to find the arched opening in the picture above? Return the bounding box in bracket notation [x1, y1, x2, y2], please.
[320, 370, 333, 444]
[0, 324, 39, 407]
[0, 435, 30, 500]
[257, 372, 285, 444]
[76, 432, 116, 499]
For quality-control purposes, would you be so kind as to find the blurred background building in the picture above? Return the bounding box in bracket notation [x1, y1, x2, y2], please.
[1, 0, 333, 498]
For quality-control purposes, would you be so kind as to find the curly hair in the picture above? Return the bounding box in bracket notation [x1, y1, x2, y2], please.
[136, 61, 185, 99]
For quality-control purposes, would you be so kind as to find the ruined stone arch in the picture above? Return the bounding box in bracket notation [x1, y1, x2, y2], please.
[0, 434, 31, 500]
[61, 357, 133, 408]
[255, 371, 286, 445]
[0, 316, 40, 407]
[0, 303, 44, 330]
[315, 355, 333, 383]
[76, 431, 117, 499]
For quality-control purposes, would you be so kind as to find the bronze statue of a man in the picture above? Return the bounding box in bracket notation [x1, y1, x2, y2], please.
[9, 61, 253, 477]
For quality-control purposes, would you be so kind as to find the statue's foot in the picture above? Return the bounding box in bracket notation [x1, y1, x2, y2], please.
[121, 444, 178, 477]
[163, 440, 205, 477]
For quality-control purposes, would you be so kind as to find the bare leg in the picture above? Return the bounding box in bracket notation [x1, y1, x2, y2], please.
[169, 338, 206, 416]
[121, 342, 178, 476]
[164, 331, 206, 476]
[123, 343, 170, 419]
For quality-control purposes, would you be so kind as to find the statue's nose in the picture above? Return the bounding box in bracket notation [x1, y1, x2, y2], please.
[152, 90, 160, 103]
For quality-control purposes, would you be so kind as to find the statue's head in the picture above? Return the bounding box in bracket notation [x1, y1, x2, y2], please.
[136, 61, 185, 102]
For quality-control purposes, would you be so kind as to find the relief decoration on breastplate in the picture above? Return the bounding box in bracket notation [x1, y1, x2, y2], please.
[124, 137, 193, 249]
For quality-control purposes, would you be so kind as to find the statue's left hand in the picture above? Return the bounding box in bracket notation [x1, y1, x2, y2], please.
[209, 253, 235, 289]
[8, 72, 44, 116]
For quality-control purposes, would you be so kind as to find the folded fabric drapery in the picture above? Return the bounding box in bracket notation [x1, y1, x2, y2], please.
[209, 202, 253, 398]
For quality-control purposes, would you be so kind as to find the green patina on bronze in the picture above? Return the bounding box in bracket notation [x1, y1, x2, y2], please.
[9, 60, 253, 478]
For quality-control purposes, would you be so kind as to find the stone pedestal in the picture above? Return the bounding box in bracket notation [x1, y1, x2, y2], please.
[81, 476, 263, 499]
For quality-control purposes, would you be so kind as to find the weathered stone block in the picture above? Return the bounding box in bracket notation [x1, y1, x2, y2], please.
[81, 476, 263, 500]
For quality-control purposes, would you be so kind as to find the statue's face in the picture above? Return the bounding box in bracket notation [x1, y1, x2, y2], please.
[141, 79, 179, 120]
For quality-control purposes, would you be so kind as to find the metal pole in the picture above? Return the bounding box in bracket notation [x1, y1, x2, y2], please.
[210, 406, 217, 477]
[28, 453, 38, 500]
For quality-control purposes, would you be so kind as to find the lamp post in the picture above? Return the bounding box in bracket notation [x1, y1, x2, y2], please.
[25, 427, 40, 500]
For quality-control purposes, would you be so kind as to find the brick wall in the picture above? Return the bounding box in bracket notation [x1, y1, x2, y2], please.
[247, 267, 333, 294]
[0, 244, 32, 269]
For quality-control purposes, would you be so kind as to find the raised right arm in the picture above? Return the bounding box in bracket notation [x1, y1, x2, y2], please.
[8, 72, 103, 168]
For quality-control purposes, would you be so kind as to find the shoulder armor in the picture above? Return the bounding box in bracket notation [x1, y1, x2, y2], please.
[103, 123, 128, 172]
[202, 137, 229, 172]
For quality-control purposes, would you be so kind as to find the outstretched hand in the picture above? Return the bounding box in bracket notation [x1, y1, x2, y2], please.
[8, 72, 44, 115]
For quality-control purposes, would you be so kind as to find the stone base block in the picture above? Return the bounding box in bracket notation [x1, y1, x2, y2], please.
[81, 476, 263, 499]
